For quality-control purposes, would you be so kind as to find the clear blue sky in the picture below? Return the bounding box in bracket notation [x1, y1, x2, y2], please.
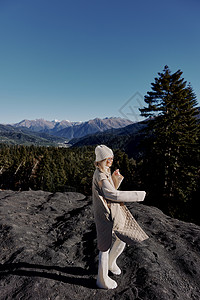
[0, 0, 199, 124]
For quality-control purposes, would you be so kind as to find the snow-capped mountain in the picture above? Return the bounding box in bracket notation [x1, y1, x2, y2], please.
[13, 119, 78, 132]
[13, 117, 133, 140]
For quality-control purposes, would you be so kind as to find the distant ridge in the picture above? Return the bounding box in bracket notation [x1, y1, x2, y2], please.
[12, 117, 133, 140]
[2, 108, 199, 148]
[70, 120, 146, 158]
[0, 123, 66, 146]
[70, 106, 200, 157]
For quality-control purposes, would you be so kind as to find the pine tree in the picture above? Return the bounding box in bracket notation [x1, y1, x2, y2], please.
[36, 150, 54, 191]
[140, 66, 200, 217]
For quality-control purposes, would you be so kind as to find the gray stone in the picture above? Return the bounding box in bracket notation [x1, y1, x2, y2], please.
[0, 190, 200, 300]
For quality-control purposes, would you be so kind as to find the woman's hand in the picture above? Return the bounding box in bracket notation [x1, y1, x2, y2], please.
[114, 169, 120, 176]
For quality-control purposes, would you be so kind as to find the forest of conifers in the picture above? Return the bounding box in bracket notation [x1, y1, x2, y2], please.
[0, 143, 199, 225]
[0, 66, 200, 225]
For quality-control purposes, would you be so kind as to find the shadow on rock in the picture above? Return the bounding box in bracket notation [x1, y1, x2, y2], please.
[0, 262, 96, 289]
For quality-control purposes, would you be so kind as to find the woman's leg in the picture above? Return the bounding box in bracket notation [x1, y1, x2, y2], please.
[109, 239, 126, 275]
[96, 250, 117, 289]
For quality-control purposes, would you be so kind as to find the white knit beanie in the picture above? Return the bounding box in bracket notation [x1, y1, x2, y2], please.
[95, 145, 114, 162]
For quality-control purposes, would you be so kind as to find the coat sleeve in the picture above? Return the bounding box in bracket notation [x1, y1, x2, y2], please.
[101, 178, 146, 202]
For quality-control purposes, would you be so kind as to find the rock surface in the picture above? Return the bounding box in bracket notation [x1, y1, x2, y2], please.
[0, 190, 200, 300]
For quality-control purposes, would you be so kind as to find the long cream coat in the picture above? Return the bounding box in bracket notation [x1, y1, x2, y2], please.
[92, 167, 149, 251]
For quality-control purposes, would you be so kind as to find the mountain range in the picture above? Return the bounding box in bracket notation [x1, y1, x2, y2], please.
[70, 106, 200, 156]
[12, 117, 134, 139]
[0, 117, 134, 146]
[1, 108, 199, 150]
[70, 121, 147, 158]
[0, 123, 66, 146]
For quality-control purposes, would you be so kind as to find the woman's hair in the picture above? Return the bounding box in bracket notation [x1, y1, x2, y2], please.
[94, 159, 110, 174]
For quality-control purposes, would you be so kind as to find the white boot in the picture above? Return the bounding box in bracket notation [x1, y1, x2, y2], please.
[96, 250, 117, 289]
[109, 239, 126, 275]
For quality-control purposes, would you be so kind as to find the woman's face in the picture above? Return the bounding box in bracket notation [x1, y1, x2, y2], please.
[106, 157, 113, 167]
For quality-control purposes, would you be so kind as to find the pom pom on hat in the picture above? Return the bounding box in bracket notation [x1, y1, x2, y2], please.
[95, 145, 113, 162]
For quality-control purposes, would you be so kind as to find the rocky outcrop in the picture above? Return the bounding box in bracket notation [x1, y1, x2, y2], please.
[0, 190, 200, 300]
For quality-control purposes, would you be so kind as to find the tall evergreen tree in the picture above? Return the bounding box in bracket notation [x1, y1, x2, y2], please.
[140, 66, 200, 218]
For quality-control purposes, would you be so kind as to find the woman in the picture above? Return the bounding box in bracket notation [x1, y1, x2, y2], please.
[92, 145, 149, 289]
